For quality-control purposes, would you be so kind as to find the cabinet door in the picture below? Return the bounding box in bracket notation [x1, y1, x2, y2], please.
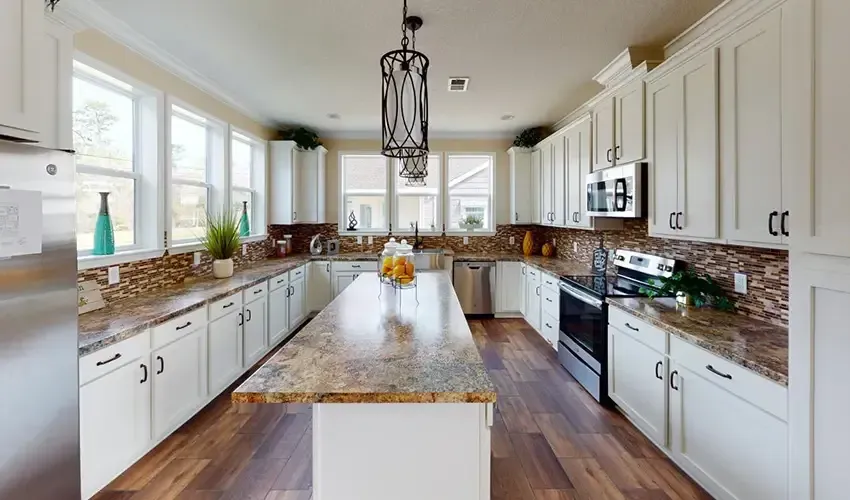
[615, 80, 646, 164]
[607, 327, 667, 446]
[497, 262, 523, 313]
[80, 357, 150, 499]
[152, 329, 205, 438]
[518, 265, 528, 316]
[566, 119, 592, 228]
[540, 143, 554, 224]
[670, 362, 788, 500]
[524, 279, 541, 332]
[552, 135, 567, 226]
[647, 71, 681, 237]
[334, 272, 357, 297]
[509, 149, 533, 224]
[530, 150, 543, 224]
[270, 142, 295, 225]
[268, 286, 290, 346]
[592, 97, 615, 171]
[0, 0, 41, 140]
[721, 10, 783, 247]
[289, 278, 306, 330]
[294, 148, 326, 223]
[243, 297, 268, 366]
[41, 19, 73, 151]
[308, 261, 332, 312]
[208, 311, 243, 396]
[678, 49, 719, 239]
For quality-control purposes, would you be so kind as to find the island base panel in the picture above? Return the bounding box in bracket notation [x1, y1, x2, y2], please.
[313, 402, 492, 500]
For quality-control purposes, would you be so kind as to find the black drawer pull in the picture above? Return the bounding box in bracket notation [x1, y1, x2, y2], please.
[254, 288, 263, 295]
[352, 264, 361, 268]
[140, 364, 148, 384]
[624, 322, 639, 332]
[545, 323, 552, 329]
[655, 361, 663, 381]
[175, 321, 192, 331]
[96, 353, 121, 366]
[706, 365, 732, 380]
[277, 278, 286, 284]
[670, 370, 679, 391]
[546, 298, 553, 303]
[156, 356, 164, 375]
[222, 302, 235, 309]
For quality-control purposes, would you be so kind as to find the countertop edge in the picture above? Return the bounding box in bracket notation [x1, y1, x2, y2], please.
[606, 299, 788, 387]
[231, 391, 498, 404]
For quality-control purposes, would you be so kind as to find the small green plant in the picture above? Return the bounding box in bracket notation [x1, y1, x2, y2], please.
[279, 126, 322, 150]
[463, 215, 483, 226]
[200, 211, 241, 260]
[513, 127, 548, 148]
[641, 268, 735, 311]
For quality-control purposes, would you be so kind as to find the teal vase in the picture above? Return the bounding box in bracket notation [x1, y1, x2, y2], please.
[92, 192, 115, 255]
[238, 201, 250, 237]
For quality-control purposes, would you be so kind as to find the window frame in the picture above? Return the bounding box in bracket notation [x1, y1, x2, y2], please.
[338, 152, 393, 235]
[393, 152, 443, 234]
[229, 127, 268, 239]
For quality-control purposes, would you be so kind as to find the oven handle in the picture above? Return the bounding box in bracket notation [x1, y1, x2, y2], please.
[559, 282, 603, 309]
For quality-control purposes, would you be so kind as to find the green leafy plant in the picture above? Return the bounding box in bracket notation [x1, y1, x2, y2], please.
[641, 268, 735, 311]
[513, 127, 548, 148]
[279, 126, 322, 150]
[200, 211, 241, 260]
[462, 215, 483, 225]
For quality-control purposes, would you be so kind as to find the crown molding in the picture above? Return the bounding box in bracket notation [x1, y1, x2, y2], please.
[52, 0, 276, 128]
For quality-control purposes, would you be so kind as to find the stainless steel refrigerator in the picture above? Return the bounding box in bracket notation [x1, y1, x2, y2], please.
[0, 140, 79, 498]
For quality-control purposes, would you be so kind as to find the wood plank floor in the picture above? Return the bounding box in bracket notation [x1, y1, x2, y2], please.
[94, 318, 711, 500]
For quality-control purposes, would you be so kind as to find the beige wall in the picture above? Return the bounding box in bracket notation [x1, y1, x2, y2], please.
[322, 138, 514, 225]
[74, 29, 275, 140]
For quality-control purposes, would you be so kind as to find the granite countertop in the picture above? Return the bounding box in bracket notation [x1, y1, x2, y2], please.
[607, 297, 789, 386]
[232, 272, 497, 404]
[452, 252, 596, 278]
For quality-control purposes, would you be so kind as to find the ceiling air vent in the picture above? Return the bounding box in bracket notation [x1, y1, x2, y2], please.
[447, 77, 470, 92]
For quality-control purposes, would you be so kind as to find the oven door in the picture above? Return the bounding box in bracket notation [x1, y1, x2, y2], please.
[585, 163, 644, 217]
[558, 282, 606, 367]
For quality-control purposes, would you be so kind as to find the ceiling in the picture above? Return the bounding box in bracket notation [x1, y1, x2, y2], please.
[89, 0, 723, 136]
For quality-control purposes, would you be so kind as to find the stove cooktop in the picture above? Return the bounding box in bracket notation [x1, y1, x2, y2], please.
[561, 274, 667, 299]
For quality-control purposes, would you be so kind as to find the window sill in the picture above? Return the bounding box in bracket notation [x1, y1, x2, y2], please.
[444, 230, 497, 237]
[78, 248, 165, 270]
[243, 234, 270, 243]
[168, 234, 269, 255]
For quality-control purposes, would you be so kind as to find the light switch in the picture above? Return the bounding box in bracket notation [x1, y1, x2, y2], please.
[107, 266, 120, 285]
[509, 236, 515, 245]
[573, 242, 578, 253]
[734, 273, 748, 294]
[368, 236, 374, 245]
[193, 252, 201, 266]
[242, 243, 248, 256]
[463, 236, 469, 245]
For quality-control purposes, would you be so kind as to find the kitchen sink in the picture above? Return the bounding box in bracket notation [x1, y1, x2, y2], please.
[412, 249, 445, 271]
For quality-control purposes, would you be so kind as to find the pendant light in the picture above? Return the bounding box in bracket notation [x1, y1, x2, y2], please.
[381, 0, 430, 161]
[399, 154, 428, 181]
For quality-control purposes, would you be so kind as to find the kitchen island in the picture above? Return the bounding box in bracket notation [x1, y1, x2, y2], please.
[232, 272, 496, 500]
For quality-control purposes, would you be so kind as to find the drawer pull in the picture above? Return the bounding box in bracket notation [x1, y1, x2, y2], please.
[238, 312, 244, 326]
[277, 278, 286, 284]
[545, 323, 552, 329]
[670, 370, 679, 391]
[222, 302, 235, 309]
[156, 356, 164, 375]
[624, 322, 640, 332]
[175, 321, 192, 331]
[706, 365, 733, 380]
[546, 298, 553, 303]
[655, 361, 663, 381]
[140, 363, 148, 384]
[96, 353, 122, 366]
[352, 264, 361, 268]
[254, 288, 263, 295]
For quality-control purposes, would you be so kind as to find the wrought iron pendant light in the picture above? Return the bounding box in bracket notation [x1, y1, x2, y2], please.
[381, 0, 430, 161]
[399, 155, 428, 185]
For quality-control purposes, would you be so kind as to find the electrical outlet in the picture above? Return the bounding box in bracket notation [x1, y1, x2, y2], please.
[734, 273, 748, 294]
[573, 242, 578, 253]
[193, 252, 201, 266]
[463, 236, 469, 245]
[357, 236, 363, 244]
[107, 266, 120, 285]
[368, 236, 374, 245]
[552, 238, 557, 248]
[242, 243, 247, 256]
[509, 236, 515, 245]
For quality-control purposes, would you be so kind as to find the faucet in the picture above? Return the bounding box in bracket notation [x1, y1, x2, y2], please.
[413, 221, 425, 250]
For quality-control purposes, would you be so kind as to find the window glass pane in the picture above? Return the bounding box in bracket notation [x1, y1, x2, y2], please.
[171, 114, 208, 182]
[172, 184, 208, 242]
[342, 155, 388, 230]
[231, 138, 252, 188]
[73, 76, 134, 171]
[448, 155, 492, 229]
[395, 154, 439, 230]
[345, 195, 386, 231]
[232, 190, 253, 230]
[76, 173, 135, 251]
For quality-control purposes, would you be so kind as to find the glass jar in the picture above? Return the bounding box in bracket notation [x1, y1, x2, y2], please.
[380, 238, 398, 279]
[392, 239, 415, 284]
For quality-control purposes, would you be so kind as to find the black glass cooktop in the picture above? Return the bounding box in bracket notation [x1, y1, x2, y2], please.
[561, 274, 666, 299]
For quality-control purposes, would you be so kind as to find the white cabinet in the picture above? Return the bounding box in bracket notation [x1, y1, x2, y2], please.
[540, 141, 554, 224]
[496, 261, 523, 314]
[308, 260, 332, 312]
[243, 295, 268, 367]
[669, 361, 788, 500]
[40, 18, 72, 150]
[0, 0, 42, 142]
[552, 135, 567, 227]
[289, 276, 307, 330]
[524, 267, 542, 332]
[614, 80, 646, 165]
[519, 264, 528, 316]
[530, 150, 543, 224]
[564, 117, 592, 228]
[721, 8, 789, 247]
[647, 49, 719, 240]
[508, 147, 534, 224]
[268, 285, 291, 346]
[207, 309, 243, 396]
[270, 141, 327, 224]
[80, 340, 151, 500]
[152, 327, 206, 439]
[592, 97, 615, 171]
[607, 326, 667, 446]
[334, 272, 358, 297]
[540, 312, 559, 350]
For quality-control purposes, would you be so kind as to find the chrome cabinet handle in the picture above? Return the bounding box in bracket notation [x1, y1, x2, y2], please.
[96, 353, 121, 366]
[625, 322, 639, 332]
[655, 361, 663, 381]
[670, 370, 679, 391]
[706, 365, 732, 380]
[176, 321, 192, 331]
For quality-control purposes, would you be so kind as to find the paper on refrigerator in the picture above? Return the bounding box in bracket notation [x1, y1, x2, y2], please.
[0, 189, 42, 258]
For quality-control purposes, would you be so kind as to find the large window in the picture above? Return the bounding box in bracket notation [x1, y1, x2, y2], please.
[341, 155, 389, 231]
[73, 61, 140, 252]
[230, 130, 266, 236]
[447, 154, 495, 231]
[395, 154, 440, 232]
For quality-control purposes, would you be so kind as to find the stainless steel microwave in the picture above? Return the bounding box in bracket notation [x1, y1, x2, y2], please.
[585, 162, 646, 218]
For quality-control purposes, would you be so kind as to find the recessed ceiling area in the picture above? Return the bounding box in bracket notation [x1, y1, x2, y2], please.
[90, 0, 723, 135]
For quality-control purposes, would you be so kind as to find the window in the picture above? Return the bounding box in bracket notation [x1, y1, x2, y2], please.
[447, 154, 494, 231]
[230, 130, 267, 236]
[73, 61, 140, 253]
[341, 154, 389, 231]
[395, 154, 440, 232]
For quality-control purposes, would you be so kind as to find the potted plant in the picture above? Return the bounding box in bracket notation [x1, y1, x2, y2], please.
[200, 211, 241, 279]
[513, 127, 548, 148]
[279, 126, 322, 151]
[459, 215, 484, 230]
[641, 268, 735, 311]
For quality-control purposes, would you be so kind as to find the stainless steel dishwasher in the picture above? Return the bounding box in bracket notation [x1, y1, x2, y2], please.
[453, 261, 495, 315]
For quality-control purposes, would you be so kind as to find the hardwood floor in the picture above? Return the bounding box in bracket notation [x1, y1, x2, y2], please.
[94, 318, 710, 500]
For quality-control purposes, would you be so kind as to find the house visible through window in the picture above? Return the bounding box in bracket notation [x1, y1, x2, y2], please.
[341, 154, 389, 231]
[395, 154, 440, 232]
[447, 154, 494, 230]
[170, 105, 215, 244]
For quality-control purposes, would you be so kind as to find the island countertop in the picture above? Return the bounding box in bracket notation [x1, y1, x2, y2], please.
[232, 272, 497, 404]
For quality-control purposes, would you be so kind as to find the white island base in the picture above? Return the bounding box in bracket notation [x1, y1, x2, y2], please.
[313, 402, 494, 500]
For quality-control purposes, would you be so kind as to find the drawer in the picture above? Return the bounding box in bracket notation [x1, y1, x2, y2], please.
[80, 330, 151, 386]
[542, 272, 559, 293]
[541, 311, 559, 349]
[333, 261, 377, 272]
[152, 307, 207, 349]
[289, 265, 306, 282]
[608, 307, 668, 354]
[670, 335, 787, 422]
[209, 293, 242, 322]
[541, 286, 559, 318]
[243, 281, 268, 303]
[526, 265, 542, 284]
[269, 272, 289, 292]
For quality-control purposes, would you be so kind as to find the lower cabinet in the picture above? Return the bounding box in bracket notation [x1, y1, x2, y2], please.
[289, 277, 306, 330]
[496, 261, 524, 314]
[243, 296, 268, 367]
[308, 260, 332, 312]
[524, 273, 542, 332]
[540, 312, 559, 350]
[152, 327, 206, 439]
[268, 285, 291, 346]
[333, 271, 359, 297]
[207, 310, 243, 396]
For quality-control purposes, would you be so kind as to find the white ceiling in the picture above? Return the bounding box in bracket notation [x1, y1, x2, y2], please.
[89, 0, 722, 136]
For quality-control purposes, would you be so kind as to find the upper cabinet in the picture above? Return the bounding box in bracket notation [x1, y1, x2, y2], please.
[564, 117, 593, 229]
[592, 80, 646, 171]
[0, 0, 43, 142]
[508, 147, 533, 224]
[530, 149, 542, 225]
[270, 141, 327, 225]
[41, 18, 73, 151]
[592, 98, 616, 171]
